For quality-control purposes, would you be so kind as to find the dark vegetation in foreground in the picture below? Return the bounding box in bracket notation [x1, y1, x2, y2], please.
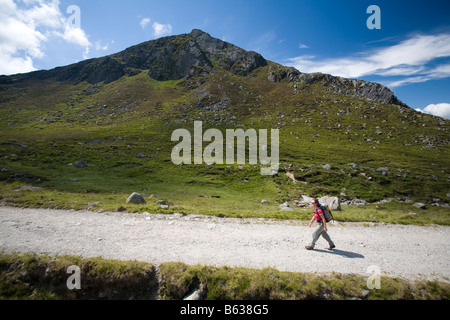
[1, 252, 449, 300]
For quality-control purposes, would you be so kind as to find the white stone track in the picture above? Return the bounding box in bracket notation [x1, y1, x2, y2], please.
[1, 206, 449, 282]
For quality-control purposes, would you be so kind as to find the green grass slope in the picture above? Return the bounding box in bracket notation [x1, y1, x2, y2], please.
[0, 56, 449, 223]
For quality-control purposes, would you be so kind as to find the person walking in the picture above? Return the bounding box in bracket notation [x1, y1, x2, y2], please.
[305, 198, 335, 250]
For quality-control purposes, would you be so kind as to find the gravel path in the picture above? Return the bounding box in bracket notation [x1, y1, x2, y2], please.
[1, 206, 449, 282]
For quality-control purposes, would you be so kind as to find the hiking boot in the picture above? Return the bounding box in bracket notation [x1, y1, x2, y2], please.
[305, 245, 314, 250]
[326, 245, 336, 250]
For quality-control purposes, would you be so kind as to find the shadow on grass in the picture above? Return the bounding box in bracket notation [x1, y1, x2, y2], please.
[314, 248, 365, 258]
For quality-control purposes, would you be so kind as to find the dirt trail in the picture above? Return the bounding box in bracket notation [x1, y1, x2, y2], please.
[1, 206, 449, 282]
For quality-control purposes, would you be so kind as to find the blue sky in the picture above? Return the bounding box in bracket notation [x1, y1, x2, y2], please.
[1, 0, 450, 118]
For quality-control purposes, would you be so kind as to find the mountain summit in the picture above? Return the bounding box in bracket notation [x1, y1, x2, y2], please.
[2, 29, 401, 106]
[122, 29, 268, 81]
[1, 29, 266, 84]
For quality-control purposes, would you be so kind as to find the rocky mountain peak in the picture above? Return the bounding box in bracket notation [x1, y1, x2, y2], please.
[1, 29, 405, 107]
[0, 29, 268, 85]
[188, 29, 267, 76]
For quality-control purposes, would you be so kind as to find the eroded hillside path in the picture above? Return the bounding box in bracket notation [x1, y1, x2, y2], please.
[1, 206, 449, 281]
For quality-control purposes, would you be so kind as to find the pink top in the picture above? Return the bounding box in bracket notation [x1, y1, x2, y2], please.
[313, 208, 324, 221]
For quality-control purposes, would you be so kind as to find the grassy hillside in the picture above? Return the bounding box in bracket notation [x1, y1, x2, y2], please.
[0, 55, 449, 223]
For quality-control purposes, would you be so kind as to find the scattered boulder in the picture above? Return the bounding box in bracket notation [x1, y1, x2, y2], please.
[292, 199, 307, 208]
[279, 202, 293, 211]
[18, 186, 44, 191]
[299, 195, 314, 204]
[341, 198, 367, 206]
[261, 199, 269, 204]
[412, 203, 426, 210]
[126, 192, 146, 204]
[323, 164, 331, 170]
[88, 202, 100, 208]
[74, 161, 88, 168]
[156, 200, 167, 205]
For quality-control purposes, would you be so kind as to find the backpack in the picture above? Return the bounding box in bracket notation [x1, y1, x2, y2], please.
[319, 204, 334, 223]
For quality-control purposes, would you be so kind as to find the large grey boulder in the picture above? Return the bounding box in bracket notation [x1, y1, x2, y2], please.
[126, 192, 146, 204]
[300, 195, 314, 204]
[319, 196, 341, 211]
[412, 203, 426, 210]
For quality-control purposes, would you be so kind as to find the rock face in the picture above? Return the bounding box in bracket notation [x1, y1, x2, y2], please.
[268, 63, 404, 106]
[190, 29, 267, 76]
[122, 32, 214, 81]
[126, 193, 146, 204]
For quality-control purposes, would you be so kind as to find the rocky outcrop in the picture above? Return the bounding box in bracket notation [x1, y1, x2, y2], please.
[268, 63, 404, 106]
[268, 65, 300, 83]
[190, 29, 267, 76]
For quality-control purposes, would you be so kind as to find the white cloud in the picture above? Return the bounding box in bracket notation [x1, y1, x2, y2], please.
[0, 51, 36, 75]
[298, 43, 309, 49]
[140, 17, 150, 29]
[287, 33, 450, 87]
[95, 41, 109, 51]
[0, 0, 92, 75]
[152, 22, 172, 37]
[58, 24, 90, 48]
[385, 63, 450, 88]
[416, 103, 450, 119]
